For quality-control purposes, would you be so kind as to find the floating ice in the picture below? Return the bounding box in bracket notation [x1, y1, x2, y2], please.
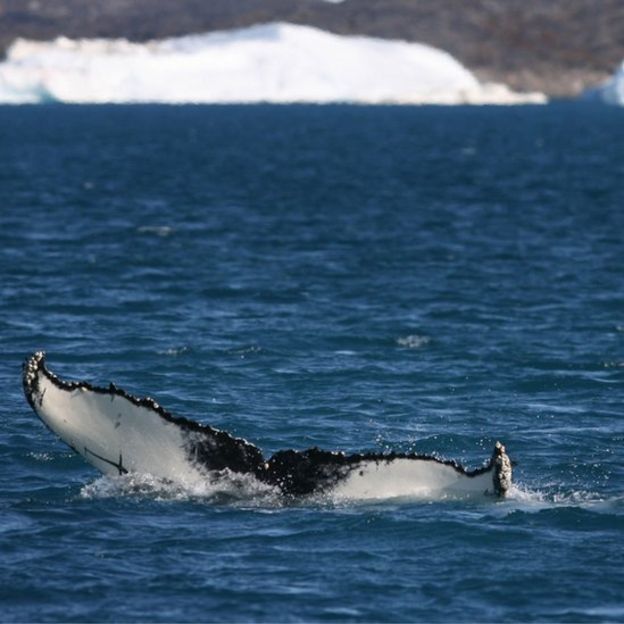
[0, 23, 546, 105]
[585, 61, 624, 105]
[397, 334, 431, 349]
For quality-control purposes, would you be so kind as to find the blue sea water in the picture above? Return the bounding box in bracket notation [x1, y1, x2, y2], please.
[0, 104, 623, 622]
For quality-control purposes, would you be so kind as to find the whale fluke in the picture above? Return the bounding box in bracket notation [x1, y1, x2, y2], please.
[23, 352, 512, 499]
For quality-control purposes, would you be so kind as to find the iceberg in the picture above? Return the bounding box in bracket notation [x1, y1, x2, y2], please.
[584, 61, 624, 105]
[0, 22, 546, 105]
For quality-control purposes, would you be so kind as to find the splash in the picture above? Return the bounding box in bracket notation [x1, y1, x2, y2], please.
[80, 470, 280, 505]
[77, 470, 622, 514]
[486, 482, 622, 517]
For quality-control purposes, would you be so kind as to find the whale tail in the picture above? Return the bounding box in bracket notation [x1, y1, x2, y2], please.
[23, 352, 513, 500]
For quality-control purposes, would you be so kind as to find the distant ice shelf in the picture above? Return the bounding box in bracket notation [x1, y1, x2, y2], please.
[0, 22, 546, 105]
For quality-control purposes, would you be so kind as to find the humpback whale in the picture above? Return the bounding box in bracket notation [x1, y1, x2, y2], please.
[23, 352, 512, 499]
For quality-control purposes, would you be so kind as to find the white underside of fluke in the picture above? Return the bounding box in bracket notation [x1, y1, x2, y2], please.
[330, 458, 495, 500]
[32, 370, 206, 484]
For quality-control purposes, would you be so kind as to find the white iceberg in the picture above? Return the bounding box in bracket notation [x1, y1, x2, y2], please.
[0, 22, 546, 105]
[584, 61, 624, 105]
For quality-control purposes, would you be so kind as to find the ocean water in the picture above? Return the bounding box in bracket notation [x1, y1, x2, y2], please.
[0, 104, 623, 622]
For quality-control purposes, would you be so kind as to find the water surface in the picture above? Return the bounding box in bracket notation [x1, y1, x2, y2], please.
[0, 104, 622, 622]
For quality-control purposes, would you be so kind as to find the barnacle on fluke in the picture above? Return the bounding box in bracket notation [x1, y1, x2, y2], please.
[23, 352, 512, 499]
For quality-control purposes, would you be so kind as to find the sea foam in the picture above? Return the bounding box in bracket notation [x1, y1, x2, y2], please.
[0, 23, 546, 105]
